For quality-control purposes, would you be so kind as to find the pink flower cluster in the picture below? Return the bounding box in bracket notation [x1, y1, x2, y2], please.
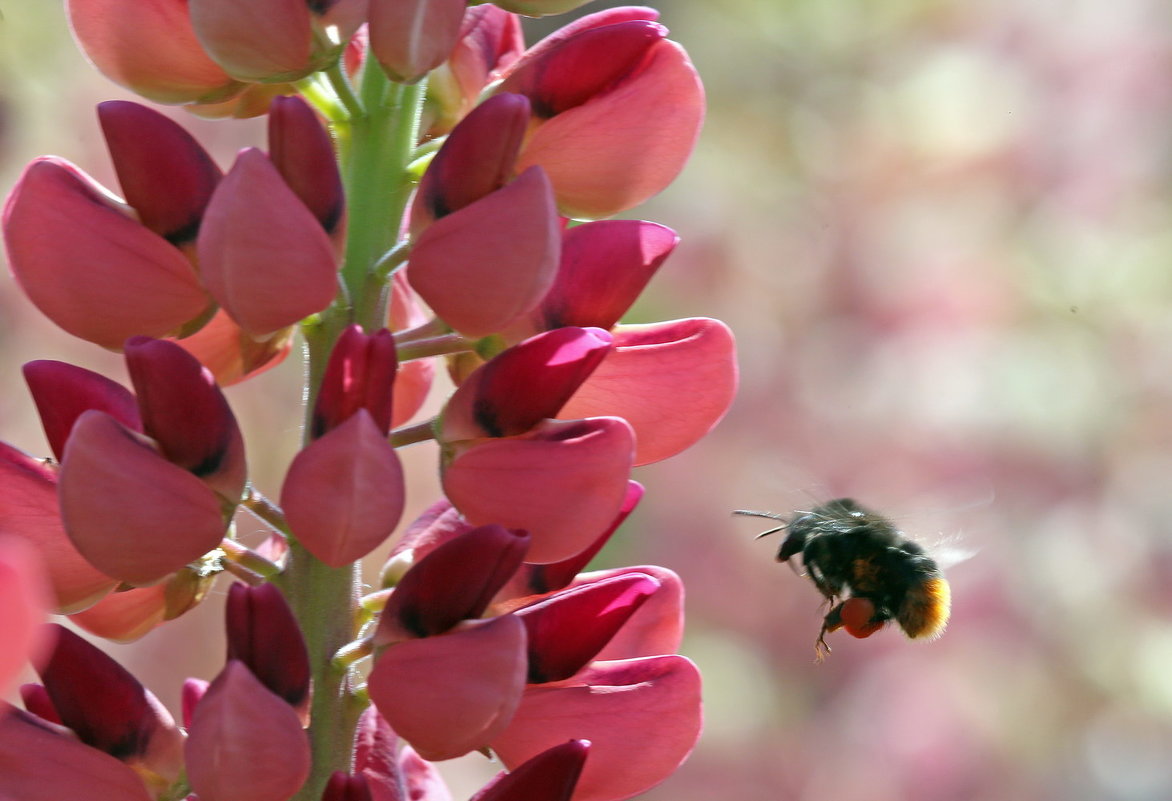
[0, 2, 736, 800]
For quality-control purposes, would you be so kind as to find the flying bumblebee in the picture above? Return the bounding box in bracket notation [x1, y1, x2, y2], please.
[735, 498, 951, 658]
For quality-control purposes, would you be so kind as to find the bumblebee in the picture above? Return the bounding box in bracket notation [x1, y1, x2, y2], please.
[735, 498, 951, 658]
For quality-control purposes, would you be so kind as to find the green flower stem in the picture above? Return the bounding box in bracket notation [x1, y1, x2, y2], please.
[396, 332, 474, 361]
[240, 485, 290, 536]
[389, 419, 438, 448]
[218, 539, 281, 581]
[281, 59, 428, 801]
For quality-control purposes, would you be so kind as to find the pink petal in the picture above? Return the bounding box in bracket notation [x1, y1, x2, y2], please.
[125, 336, 247, 503]
[368, 615, 527, 761]
[0, 538, 48, 700]
[68, 584, 167, 643]
[517, 39, 704, 219]
[352, 707, 455, 801]
[65, 0, 242, 105]
[579, 566, 684, 661]
[22, 359, 141, 463]
[98, 100, 222, 243]
[0, 442, 118, 612]
[268, 96, 345, 238]
[58, 411, 227, 586]
[185, 661, 311, 801]
[375, 525, 529, 645]
[189, 0, 315, 82]
[440, 327, 613, 442]
[397, 745, 453, 801]
[442, 417, 634, 563]
[281, 411, 405, 567]
[37, 625, 185, 786]
[198, 148, 338, 337]
[368, 0, 467, 84]
[3, 158, 210, 349]
[0, 707, 153, 801]
[470, 739, 589, 801]
[492, 656, 702, 801]
[171, 309, 293, 386]
[181, 678, 209, 729]
[407, 166, 559, 338]
[504, 7, 658, 69]
[558, 318, 737, 465]
[225, 582, 311, 717]
[312, 326, 398, 438]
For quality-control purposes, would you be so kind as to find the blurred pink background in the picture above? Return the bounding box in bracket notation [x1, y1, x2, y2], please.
[4, 1, 1172, 799]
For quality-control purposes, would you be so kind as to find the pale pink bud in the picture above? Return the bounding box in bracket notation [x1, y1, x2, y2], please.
[368, 615, 527, 761]
[0, 707, 154, 801]
[559, 318, 737, 465]
[189, 0, 319, 83]
[470, 739, 589, 801]
[442, 417, 634, 563]
[185, 661, 311, 801]
[0, 443, 118, 612]
[171, 309, 294, 386]
[281, 410, 405, 567]
[199, 148, 338, 336]
[407, 166, 559, 338]
[58, 411, 227, 586]
[492, 656, 702, 801]
[368, 0, 467, 84]
[66, 0, 243, 105]
[0, 538, 48, 701]
[98, 100, 222, 244]
[3, 158, 210, 350]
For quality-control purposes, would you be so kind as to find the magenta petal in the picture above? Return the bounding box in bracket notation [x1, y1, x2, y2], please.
[38, 625, 184, 786]
[504, 7, 659, 70]
[470, 739, 589, 801]
[410, 93, 530, 234]
[580, 566, 684, 661]
[559, 318, 737, 465]
[369, 615, 527, 761]
[198, 148, 338, 336]
[23, 359, 141, 462]
[281, 411, 405, 568]
[181, 678, 209, 729]
[0, 538, 48, 700]
[440, 327, 613, 442]
[0, 442, 118, 612]
[517, 573, 659, 683]
[375, 525, 529, 644]
[185, 661, 311, 801]
[408, 166, 559, 338]
[225, 582, 311, 716]
[0, 708, 153, 801]
[443, 417, 634, 563]
[492, 656, 702, 801]
[312, 326, 398, 438]
[59, 411, 227, 586]
[323, 772, 374, 801]
[540, 220, 677, 330]
[268, 96, 345, 237]
[125, 336, 247, 503]
[98, 100, 222, 243]
[3, 157, 209, 349]
[368, 0, 467, 84]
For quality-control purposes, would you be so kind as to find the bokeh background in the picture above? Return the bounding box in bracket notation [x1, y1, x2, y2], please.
[4, 1, 1172, 799]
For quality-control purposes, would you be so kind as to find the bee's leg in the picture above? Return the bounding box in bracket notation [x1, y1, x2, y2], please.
[814, 603, 845, 662]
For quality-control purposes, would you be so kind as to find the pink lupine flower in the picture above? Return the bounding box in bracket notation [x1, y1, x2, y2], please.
[516, 572, 660, 683]
[311, 326, 398, 439]
[0, 537, 48, 701]
[424, 5, 524, 137]
[69, 584, 168, 643]
[3, 158, 210, 350]
[58, 411, 227, 586]
[98, 100, 222, 246]
[0, 442, 118, 612]
[170, 309, 294, 386]
[198, 148, 339, 337]
[585, 566, 684, 661]
[24, 359, 142, 462]
[492, 656, 702, 801]
[124, 336, 248, 503]
[470, 739, 589, 801]
[368, 614, 528, 761]
[185, 661, 311, 801]
[188, 0, 331, 83]
[65, 0, 244, 105]
[497, 7, 704, 219]
[0, 707, 154, 801]
[559, 318, 738, 465]
[408, 167, 560, 337]
[268, 96, 346, 242]
[225, 582, 312, 721]
[368, 0, 468, 84]
[36, 625, 186, 792]
[352, 706, 454, 801]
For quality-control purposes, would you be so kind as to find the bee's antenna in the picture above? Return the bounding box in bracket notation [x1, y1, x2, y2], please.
[733, 510, 791, 540]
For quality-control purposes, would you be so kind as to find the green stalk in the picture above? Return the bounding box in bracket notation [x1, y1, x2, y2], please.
[281, 57, 427, 801]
